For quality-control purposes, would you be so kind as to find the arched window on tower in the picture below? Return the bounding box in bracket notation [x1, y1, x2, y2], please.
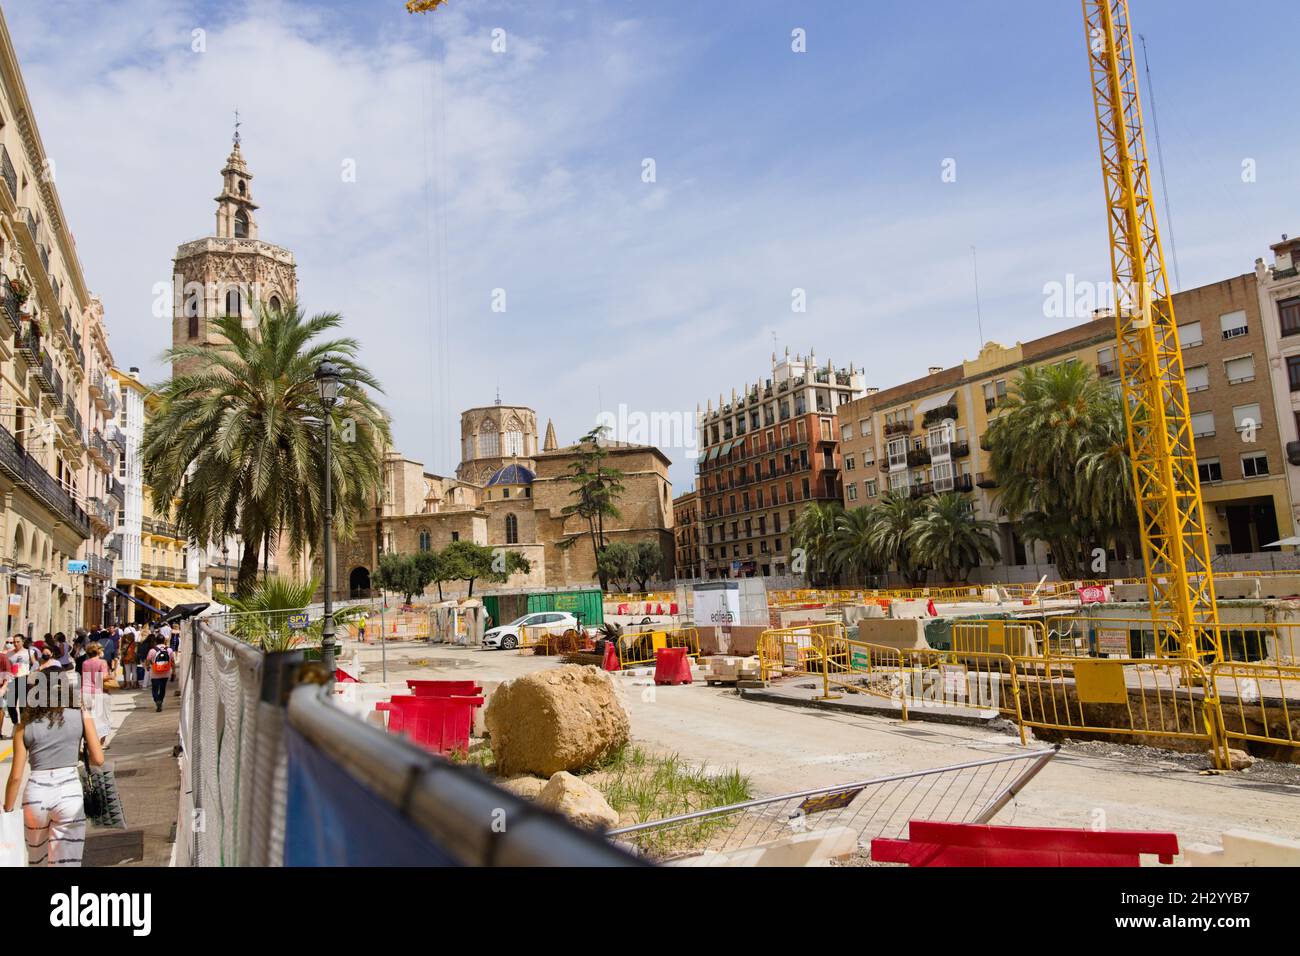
[268, 295, 282, 314]
[185, 292, 201, 338]
[234, 209, 249, 238]
[504, 430, 524, 457]
[237, 180, 246, 196]
[226, 288, 242, 318]
[505, 513, 518, 545]
[419, 530, 431, 552]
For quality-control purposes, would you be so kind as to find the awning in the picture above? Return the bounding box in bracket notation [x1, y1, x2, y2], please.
[136, 583, 209, 609]
[916, 391, 957, 416]
[707, 446, 720, 460]
[718, 441, 733, 456]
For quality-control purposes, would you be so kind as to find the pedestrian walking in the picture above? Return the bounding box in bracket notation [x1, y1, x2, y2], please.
[120, 633, 137, 689]
[3, 670, 105, 866]
[6, 636, 32, 734]
[80, 642, 111, 744]
[145, 638, 175, 712]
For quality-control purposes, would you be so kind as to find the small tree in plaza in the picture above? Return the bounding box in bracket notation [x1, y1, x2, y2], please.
[373, 553, 432, 605]
[440, 541, 530, 597]
[631, 540, 664, 592]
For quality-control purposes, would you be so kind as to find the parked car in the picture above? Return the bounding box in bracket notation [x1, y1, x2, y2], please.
[483, 611, 581, 650]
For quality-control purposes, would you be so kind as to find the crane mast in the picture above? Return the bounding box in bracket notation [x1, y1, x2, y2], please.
[1082, 0, 1220, 663]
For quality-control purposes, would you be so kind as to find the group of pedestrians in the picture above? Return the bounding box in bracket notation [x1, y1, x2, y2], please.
[0, 618, 180, 866]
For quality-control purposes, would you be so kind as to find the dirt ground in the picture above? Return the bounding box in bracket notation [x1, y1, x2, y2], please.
[350, 640, 1300, 850]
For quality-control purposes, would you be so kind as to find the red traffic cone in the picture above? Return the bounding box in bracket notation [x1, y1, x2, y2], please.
[926, 599, 937, 617]
[602, 640, 620, 671]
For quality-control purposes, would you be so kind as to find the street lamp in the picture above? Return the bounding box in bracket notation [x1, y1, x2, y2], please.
[315, 360, 342, 676]
[221, 543, 230, 597]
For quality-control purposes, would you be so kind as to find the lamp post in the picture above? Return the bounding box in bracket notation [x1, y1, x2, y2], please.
[315, 360, 342, 676]
[221, 544, 230, 596]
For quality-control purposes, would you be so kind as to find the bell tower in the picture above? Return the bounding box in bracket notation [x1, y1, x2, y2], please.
[171, 124, 298, 377]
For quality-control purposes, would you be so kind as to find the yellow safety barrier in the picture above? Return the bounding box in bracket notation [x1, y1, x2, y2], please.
[951, 619, 1046, 657]
[1211, 659, 1300, 756]
[613, 627, 700, 669]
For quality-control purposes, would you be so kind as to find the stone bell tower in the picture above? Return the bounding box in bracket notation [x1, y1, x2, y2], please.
[171, 125, 299, 377]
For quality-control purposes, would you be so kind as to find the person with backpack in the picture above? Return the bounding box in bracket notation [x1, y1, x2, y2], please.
[145, 638, 174, 712]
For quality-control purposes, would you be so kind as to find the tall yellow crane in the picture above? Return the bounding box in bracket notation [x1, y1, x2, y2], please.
[1082, 0, 1220, 664]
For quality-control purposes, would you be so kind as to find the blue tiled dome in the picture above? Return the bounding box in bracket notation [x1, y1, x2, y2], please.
[486, 463, 535, 486]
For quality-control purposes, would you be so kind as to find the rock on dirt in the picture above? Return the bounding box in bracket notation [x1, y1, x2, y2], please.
[498, 775, 548, 799]
[1227, 748, 1255, 771]
[535, 771, 620, 830]
[484, 664, 630, 777]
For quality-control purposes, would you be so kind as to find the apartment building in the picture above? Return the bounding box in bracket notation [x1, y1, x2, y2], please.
[672, 488, 700, 580]
[0, 11, 103, 637]
[80, 298, 121, 625]
[839, 272, 1294, 574]
[696, 350, 866, 578]
[1255, 234, 1300, 537]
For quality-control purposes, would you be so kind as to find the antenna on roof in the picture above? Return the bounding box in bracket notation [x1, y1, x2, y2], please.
[970, 245, 985, 349]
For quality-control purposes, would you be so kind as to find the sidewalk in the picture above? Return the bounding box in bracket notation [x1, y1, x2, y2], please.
[85, 682, 182, 866]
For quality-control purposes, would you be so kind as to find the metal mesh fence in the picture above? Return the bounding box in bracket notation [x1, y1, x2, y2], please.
[609, 748, 1057, 862]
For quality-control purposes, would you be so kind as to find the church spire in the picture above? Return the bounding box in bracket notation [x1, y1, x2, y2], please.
[215, 123, 259, 240]
[543, 419, 558, 452]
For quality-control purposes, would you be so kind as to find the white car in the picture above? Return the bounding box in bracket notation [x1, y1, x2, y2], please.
[483, 612, 580, 650]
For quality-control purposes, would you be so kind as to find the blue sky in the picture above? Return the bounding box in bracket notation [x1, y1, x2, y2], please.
[6, 0, 1297, 491]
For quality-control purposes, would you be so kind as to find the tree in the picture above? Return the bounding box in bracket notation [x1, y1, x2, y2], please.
[791, 501, 844, 585]
[596, 540, 637, 591]
[415, 549, 450, 601]
[828, 506, 884, 583]
[631, 540, 664, 592]
[143, 304, 390, 595]
[440, 541, 530, 596]
[985, 362, 1136, 577]
[869, 491, 929, 585]
[373, 553, 432, 605]
[907, 493, 1001, 583]
[224, 575, 366, 652]
[557, 427, 625, 589]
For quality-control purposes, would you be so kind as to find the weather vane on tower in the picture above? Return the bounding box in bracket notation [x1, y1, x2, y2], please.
[233, 107, 241, 147]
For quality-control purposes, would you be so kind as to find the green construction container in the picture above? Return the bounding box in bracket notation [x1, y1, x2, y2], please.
[525, 589, 605, 628]
[482, 588, 605, 629]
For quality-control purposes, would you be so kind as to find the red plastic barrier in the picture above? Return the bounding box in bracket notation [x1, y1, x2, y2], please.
[871, 822, 1179, 867]
[602, 641, 620, 671]
[654, 647, 693, 686]
[669, 602, 678, 614]
[617, 603, 629, 615]
[376, 694, 484, 755]
[335, 668, 360, 683]
[406, 679, 482, 697]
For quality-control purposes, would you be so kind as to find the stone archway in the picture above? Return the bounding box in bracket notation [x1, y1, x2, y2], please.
[348, 566, 371, 600]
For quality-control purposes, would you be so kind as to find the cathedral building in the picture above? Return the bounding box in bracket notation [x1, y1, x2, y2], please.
[327, 401, 675, 600]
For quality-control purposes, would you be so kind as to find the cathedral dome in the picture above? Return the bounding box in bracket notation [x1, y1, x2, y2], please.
[486, 463, 535, 487]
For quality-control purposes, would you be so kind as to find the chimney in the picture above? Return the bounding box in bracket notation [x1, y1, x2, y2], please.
[928, 366, 942, 375]
[866, 387, 879, 395]
[129, 366, 141, 380]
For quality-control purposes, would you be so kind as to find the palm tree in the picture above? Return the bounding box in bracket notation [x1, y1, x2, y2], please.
[827, 507, 883, 584]
[908, 493, 1001, 583]
[143, 304, 390, 595]
[869, 491, 929, 585]
[791, 501, 843, 585]
[985, 361, 1136, 576]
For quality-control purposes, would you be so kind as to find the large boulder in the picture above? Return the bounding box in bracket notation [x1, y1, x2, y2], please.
[536, 771, 620, 830]
[485, 664, 630, 777]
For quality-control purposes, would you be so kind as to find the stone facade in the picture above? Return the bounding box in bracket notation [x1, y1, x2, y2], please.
[455, 404, 539, 484]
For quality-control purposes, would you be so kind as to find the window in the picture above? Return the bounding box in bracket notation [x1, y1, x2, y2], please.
[1197, 458, 1222, 483]
[234, 209, 249, 238]
[418, 530, 431, 551]
[504, 430, 524, 457]
[1232, 403, 1261, 432]
[932, 461, 954, 492]
[1242, 452, 1269, 479]
[865, 479, 878, 497]
[1288, 355, 1300, 392]
[846, 483, 858, 501]
[1184, 365, 1209, 392]
[1177, 321, 1203, 349]
[185, 293, 201, 338]
[268, 295, 282, 313]
[451, 531, 459, 542]
[505, 513, 518, 544]
[1223, 355, 1255, 385]
[479, 431, 499, 457]
[887, 437, 908, 469]
[1190, 411, 1215, 438]
[1281, 297, 1300, 337]
[225, 288, 241, 317]
[845, 455, 856, 471]
[1219, 310, 1248, 339]
[860, 418, 873, 437]
[841, 422, 854, 441]
[1097, 346, 1117, 376]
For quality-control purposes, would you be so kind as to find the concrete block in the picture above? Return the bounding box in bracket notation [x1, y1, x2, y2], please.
[1213, 579, 1261, 600]
[889, 599, 929, 619]
[857, 617, 930, 651]
[1185, 829, 1300, 867]
[1255, 575, 1300, 600]
[1112, 583, 1148, 602]
[665, 825, 859, 867]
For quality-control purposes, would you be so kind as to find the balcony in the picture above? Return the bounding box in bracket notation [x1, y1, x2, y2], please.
[951, 440, 971, 458]
[87, 553, 114, 579]
[107, 422, 126, 453]
[107, 477, 125, 504]
[1288, 441, 1300, 467]
[1098, 362, 1117, 378]
[985, 396, 1006, 413]
[906, 447, 932, 468]
[144, 517, 183, 540]
[106, 533, 123, 555]
[954, 473, 974, 493]
[1, 284, 20, 337]
[88, 430, 112, 467]
[142, 563, 185, 583]
[975, 472, 998, 488]
[921, 403, 958, 428]
[87, 496, 115, 528]
[0, 144, 15, 199]
[909, 481, 935, 499]
[0, 423, 90, 539]
[20, 207, 38, 245]
[884, 420, 912, 437]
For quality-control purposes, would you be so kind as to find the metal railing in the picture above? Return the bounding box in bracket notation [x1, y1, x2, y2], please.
[610, 748, 1057, 862]
[0, 421, 90, 538]
[0, 144, 15, 199]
